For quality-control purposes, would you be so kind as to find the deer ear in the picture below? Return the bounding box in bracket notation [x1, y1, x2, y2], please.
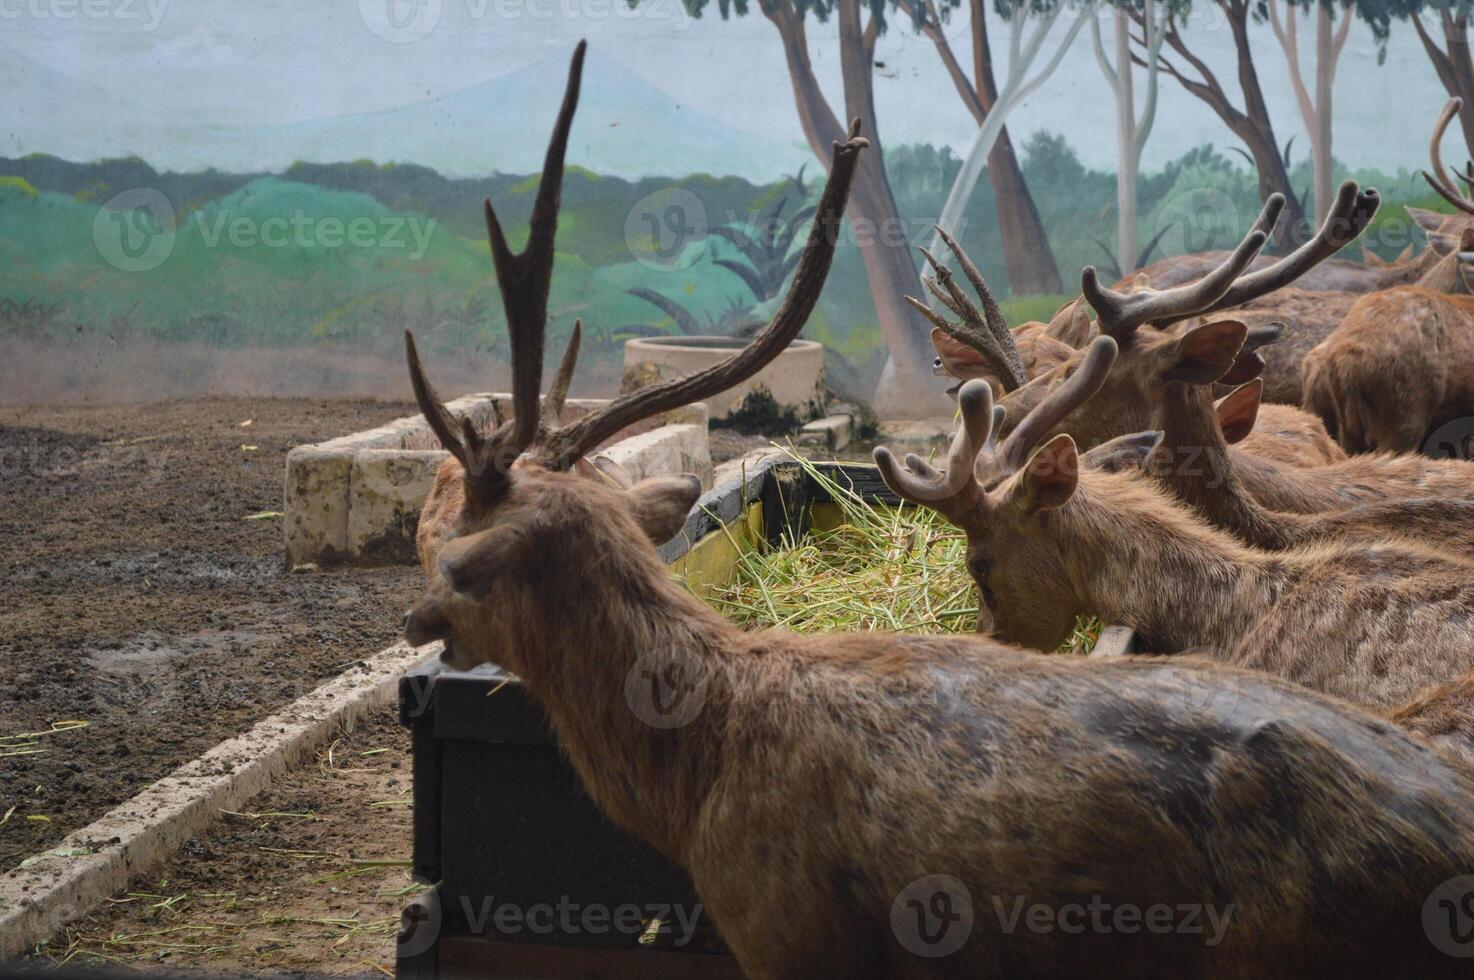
[1080, 431, 1163, 474]
[1407, 205, 1446, 233]
[1161, 319, 1248, 384]
[626, 475, 702, 545]
[1044, 298, 1094, 349]
[1218, 321, 1283, 385]
[437, 527, 529, 600]
[1014, 434, 1079, 513]
[1215, 380, 1263, 444]
[930, 328, 994, 382]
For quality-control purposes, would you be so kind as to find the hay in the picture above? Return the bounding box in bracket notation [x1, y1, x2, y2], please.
[700, 449, 1100, 654]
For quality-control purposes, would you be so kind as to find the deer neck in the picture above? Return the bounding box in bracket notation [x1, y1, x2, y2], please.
[504, 539, 741, 863]
[1054, 472, 1282, 652]
[1150, 384, 1297, 550]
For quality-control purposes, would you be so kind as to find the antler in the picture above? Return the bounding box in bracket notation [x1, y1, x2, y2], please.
[1423, 98, 1474, 216]
[873, 337, 1119, 515]
[536, 120, 869, 466]
[405, 40, 587, 505]
[1081, 198, 1277, 338]
[1082, 181, 1378, 335]
[1198, 180, 1379, 313]
[907, 227, 1029, 392]
[543, 320, 581, 428]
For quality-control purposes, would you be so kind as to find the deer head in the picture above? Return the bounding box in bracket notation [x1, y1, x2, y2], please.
[402, 42, 868, 670]
[873, 336, 1119, 649]
[995, 181, 1376, 451]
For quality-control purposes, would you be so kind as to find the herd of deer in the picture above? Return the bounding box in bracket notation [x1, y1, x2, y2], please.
[398, 43, 1474, 977]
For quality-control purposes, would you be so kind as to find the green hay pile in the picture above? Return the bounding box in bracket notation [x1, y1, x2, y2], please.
[701, 451, 1100, 654]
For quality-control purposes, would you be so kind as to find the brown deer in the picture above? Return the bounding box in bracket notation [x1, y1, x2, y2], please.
[402, 44, 1474, 978]
[1301, 269, 1474, 453]
[1092, 377, 1474, 553]
[876, 340, 1474, 711]
[997, 201, 1474, 522]
[921, 226, 1344, 468]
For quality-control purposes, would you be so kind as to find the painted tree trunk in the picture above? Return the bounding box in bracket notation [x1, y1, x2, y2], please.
[1313, 5, 1335, 223]
[765, 0, 947, 417]
[1114, 11, 1139, 274]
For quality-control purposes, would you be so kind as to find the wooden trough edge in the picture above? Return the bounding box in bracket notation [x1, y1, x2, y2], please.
[0, 641, 438, 960]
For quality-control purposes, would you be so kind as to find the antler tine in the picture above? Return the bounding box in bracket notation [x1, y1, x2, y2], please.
[405, 330, 470, 467]
[995, 336, 1119, 475]
[1082, 198, 1278, 336]
[1423, 171, 1474, 215]
[1423, 99, 1474, 215]
[1204, 181, 1380, 312]
[873, 379, 995, 507]
[539, 120, 869, 467]
[911, 229, 1029, 391]
[483, 40, 586, 457]
[542, 320, 581, 426]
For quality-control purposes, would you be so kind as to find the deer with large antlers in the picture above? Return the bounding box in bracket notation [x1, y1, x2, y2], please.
[401, 43, 1474, 978]
[986, 191, 1474, 522]
[920, 221, 1346, 468]
[876, 338, 1474, 711]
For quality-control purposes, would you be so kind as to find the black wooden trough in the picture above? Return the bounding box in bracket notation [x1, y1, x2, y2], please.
[393, 455, 1135, 978]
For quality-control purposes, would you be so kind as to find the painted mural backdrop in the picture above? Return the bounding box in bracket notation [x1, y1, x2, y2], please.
[2, 0, 1471, 407]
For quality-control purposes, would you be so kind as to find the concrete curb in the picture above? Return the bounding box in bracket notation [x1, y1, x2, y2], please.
[0, 641, 435, 959]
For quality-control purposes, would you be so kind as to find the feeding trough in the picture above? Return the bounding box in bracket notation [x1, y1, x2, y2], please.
[394, 454, 1136, 978]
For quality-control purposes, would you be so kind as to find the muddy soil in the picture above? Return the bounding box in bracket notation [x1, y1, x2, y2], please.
[25, 707, 413, 976]
[0, 397, 423, 874]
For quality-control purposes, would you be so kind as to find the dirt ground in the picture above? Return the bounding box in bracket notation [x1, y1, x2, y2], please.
[0, 397, 424, 875]
[24, 707, 414, 976]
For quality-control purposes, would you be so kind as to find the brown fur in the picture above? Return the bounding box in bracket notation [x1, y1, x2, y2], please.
[1234, 402, 1345, 466]
[407, 464, 1474, 978]
[1392, 670, 1474, 769]
[925, 427, 1474, 711]
[1102, 380, 1474, 555]
[1302, 286, 1474, 453]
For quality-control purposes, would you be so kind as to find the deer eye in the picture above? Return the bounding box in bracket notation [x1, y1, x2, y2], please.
[967, 554, 990, 581]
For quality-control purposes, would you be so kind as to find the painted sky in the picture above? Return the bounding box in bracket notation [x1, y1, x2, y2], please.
[0, 0, 1455, 177]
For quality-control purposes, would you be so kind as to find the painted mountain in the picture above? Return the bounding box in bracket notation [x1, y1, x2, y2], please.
[3, 45, 811, 181]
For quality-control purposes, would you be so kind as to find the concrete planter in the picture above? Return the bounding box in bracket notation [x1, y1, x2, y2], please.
[623, 336, 826, 423]
[284, 395, 711, 568]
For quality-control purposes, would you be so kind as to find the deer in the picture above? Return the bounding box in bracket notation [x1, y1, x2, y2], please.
[401, 43, 1474, 979]
[1090, 376, 1474, 554]
[1300, 258, 1474, 454]
[921, 206, 1350, 468]
[988, 195, 1474, 524]
[875, 337, 1474, 711]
